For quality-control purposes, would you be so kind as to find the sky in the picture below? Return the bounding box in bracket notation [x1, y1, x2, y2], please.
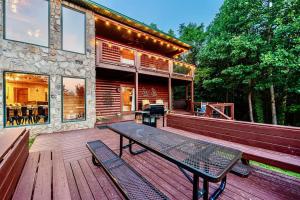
[95, 0, 224, 35]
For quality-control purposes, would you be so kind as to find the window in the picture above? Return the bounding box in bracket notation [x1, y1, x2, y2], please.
[121, 87, 135, 112]
[4, 0, 49, 46]
[4, 72, 49, 127]
[62, 77, 86, 122]
[62, 6, 85, 54]
[120, 49, 135, 65]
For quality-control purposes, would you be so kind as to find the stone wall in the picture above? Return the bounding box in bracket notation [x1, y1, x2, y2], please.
[0, 0, 96, 135]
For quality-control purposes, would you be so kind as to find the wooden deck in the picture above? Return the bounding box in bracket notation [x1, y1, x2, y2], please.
[29, 127, 300, 200]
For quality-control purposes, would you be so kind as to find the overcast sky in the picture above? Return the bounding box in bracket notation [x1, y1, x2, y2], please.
[94, 0, 223, 35]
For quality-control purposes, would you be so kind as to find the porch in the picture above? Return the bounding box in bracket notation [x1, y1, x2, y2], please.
[95, 68, 193, 120]
[20, 126, 300, 200]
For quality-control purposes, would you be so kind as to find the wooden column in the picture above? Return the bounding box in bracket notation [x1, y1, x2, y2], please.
[135, 72, 139, 111]
[191, 81, 194, 112]
[168, 77, 172, 111]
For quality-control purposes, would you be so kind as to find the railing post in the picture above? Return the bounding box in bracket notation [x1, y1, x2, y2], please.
[231, 103, 235, 120]
[135, 72, 139, 111]
[191, 81, 194, 112]
[135, 51, 140, 72]
[168, 77, 172, 111]
[169, 60, 173, 76]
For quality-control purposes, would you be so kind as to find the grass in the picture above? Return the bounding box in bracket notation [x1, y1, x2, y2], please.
[29, 137, 36, 148]
[250, 160, 300, 179]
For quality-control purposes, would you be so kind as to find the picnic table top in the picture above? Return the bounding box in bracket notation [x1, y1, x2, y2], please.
[108, 121, 242, 182]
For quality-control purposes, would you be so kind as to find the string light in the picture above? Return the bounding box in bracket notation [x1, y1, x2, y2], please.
[99, 19, 187, 54]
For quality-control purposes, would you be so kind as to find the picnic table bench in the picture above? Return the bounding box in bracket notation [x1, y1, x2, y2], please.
[87, 140, 169, 200]
[108, 122, 243, 200]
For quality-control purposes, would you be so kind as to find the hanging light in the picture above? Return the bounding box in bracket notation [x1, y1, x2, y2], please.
[117, 26, 121, 30]
[127, 29, 132, 34]
[105, 21, 110, 26]
[137, 33, 141, 37]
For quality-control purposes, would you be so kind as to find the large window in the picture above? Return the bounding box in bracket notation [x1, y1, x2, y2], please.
[4, 72, 49, 127]
[4, 0, 49, 46]
[62, 6, 85, 54]
[62, 77, 86, 122]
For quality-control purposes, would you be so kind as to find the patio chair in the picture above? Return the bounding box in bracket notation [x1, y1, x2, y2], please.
[142, 99, 150, 110]
[196, 102, 207, 116]
[156, 99, 164, 105]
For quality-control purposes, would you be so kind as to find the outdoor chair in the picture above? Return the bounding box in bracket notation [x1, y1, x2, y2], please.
[142, 99, 150, 110]
[156, 99, 164, 104]
[196, 102, 207, 116]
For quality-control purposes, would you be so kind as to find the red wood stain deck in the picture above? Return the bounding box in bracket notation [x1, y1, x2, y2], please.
[29, 128, 300, 200]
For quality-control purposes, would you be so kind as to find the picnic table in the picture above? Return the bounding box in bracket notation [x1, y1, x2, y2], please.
[108, 121, 242, 200]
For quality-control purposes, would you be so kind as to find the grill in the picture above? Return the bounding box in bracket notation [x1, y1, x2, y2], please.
[143, 104, 166, 127]
[144, 104, 165, 115]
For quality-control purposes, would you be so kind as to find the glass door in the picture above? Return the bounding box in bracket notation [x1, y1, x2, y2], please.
[121, 87, 135, 113]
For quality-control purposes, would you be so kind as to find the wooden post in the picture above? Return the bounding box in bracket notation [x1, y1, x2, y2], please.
[135, 72, 139, 111]
[168, 77, 172, 111]
[191, 81, 194, 112]
[135, 51, 140, 71]
[96, 40, 103, 65]
[231, 103, 235, 120]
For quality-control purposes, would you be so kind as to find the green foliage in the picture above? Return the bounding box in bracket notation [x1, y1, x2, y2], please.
[192, 0, 300, 126]
[173, 64, 191, 75]
[168, 29, 176, 37]
[149, 23, 159, 30]
[178, 23, 206, 65]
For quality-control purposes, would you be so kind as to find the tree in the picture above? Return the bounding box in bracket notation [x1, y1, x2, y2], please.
[168, 29, 176, 37]
[178, 23, 206, 66]
[176, 23, 206, 101]
[196, 0, 300, 126]
[149, 23, 159, 30]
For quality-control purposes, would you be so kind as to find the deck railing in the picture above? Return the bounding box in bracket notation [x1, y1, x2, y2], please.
[96, 38, 194, 78]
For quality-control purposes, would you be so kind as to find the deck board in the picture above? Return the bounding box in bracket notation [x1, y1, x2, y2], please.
[29, 127, 300, 200]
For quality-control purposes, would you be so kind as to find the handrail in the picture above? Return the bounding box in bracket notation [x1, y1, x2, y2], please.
[96, 37, 195, 76]
[207, 105, 232, 120]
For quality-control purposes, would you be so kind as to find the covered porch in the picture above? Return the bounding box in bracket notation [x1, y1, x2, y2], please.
[95, 68, 194, 124]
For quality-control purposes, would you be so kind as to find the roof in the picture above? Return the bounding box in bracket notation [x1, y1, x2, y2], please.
[68, 0, 192, 49]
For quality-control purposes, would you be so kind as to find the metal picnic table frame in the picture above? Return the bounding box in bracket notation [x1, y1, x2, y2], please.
[108, 122, 242, 200]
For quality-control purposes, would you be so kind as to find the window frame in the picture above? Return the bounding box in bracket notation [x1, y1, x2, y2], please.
[61, 76, 87, 123]
[3, 0, 50, 48]
[3, 71, 51, 128]
[61, 5, 86, 54]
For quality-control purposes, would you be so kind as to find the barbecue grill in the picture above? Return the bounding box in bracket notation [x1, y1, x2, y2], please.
[142, 104, 166, 127]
